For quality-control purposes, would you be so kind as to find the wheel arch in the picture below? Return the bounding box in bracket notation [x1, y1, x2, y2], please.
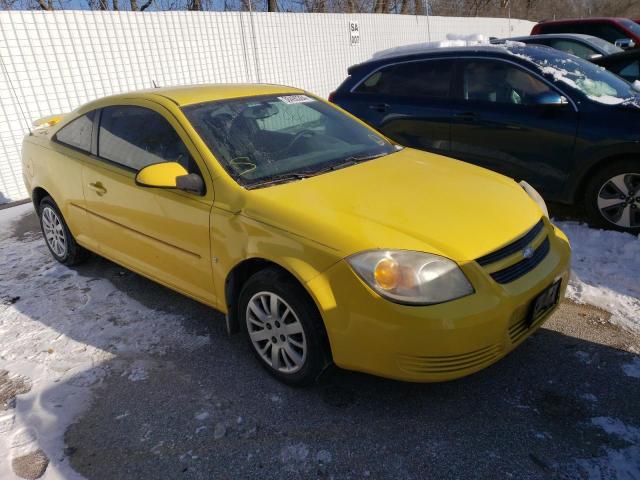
[32, 186, 52, 212]
[571, 153, 640, 204]
[223, 257, 333, 359]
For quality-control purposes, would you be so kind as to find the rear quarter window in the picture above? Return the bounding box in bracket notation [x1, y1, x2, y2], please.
[355, 60, 453, 100]
[55, 111, 95, 152]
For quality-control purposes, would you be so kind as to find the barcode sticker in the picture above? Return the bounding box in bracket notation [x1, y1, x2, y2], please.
[277, 95, 315, 104]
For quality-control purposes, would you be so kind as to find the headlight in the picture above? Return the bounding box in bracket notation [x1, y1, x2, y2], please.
[519, 180, 548, 217]
[347, 250, 474, 305]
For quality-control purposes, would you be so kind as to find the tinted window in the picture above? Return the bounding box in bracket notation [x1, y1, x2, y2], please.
[580, 23, 626, 43]
[98, 106, 194, 173]
[55, 111, 94, 152]
[183, 94, 396, 188]
[547, 39, 599, 59]
[355, 60, 452, 99]
[617, 60, 640, 82]
[462, 60, 553, 105]
[538, 22, 626, 43]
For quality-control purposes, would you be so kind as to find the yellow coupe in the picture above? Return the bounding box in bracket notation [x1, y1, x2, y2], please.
[21, 84, 571, 385]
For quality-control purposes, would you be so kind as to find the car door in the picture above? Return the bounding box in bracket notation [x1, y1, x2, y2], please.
[341, 59, 455, 155]
[81, 100, 217, 306]
[449, 58, 578, 199]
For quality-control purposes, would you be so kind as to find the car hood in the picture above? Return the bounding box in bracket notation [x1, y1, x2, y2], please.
[242, 148, 543, 262]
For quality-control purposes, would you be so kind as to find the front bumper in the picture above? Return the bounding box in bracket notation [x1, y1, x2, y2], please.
[306, 222, 571, 382]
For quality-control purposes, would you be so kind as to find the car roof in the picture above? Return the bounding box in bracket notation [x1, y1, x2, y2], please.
[353, 44, 547, 72]
[536, 17, 628, 25]
[80, 83, 304, 110]
[503, 33, 604, 43]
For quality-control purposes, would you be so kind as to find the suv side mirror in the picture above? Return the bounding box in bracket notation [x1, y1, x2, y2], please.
[614, 38, 636, 50]
[534, 91, 569, 106]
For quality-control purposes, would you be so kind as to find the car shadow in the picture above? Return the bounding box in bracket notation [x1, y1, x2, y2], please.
[3, 209, 640, 479]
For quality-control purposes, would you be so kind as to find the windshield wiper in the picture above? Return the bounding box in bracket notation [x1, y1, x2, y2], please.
[246, 152, 393, 189]
[246, 172, 315, 189]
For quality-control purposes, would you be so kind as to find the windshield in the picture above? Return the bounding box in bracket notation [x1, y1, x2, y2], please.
[620, 19, 640, 37]
[510, 46, 639, 106]
[183, 94, 396, 188]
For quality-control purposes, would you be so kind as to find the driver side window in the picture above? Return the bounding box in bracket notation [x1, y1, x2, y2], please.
[462, 60, 554, 106]
[98, 106, 198, 174]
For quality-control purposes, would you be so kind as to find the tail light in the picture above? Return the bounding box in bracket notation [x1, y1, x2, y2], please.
[328, 91, 336, 103]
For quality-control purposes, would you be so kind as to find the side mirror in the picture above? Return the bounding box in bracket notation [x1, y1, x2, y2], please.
[534, 91, 569, 106]
[614, 38, 636, 50]
[136, 162, 205, 195]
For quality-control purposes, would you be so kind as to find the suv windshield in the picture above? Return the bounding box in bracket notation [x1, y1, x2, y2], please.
[620, 19, 640, 37]
[183, 94, 396, 188]
[510, 46, 639, 105]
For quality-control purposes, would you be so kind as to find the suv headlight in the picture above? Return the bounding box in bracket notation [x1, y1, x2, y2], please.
[347, 250, 474, 305]
[519, 180, 548, 217]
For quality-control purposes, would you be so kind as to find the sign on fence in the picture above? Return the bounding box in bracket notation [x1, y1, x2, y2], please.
[349, 20, 360, 46]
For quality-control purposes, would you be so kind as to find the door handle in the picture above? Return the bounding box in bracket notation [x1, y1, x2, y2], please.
[369, 103, 390, 113]
[88, 182, 107, 196]
[454, 111, 478, 122]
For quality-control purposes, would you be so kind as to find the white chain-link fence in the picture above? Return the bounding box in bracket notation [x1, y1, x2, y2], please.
[0, 11, 534, 202]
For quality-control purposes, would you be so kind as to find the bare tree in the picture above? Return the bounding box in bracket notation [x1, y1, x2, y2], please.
[37, 0, 53, 9]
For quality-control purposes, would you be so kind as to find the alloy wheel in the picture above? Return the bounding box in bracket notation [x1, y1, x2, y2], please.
[597, 173, 640, 229]
[245, 291, 307, 374]
[41, 206, 68, 258]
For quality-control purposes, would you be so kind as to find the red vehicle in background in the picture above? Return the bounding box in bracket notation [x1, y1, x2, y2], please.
[532, 18, 640, 50]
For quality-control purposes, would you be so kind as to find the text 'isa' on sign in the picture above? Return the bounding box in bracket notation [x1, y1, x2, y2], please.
[349, 20, 360, 46]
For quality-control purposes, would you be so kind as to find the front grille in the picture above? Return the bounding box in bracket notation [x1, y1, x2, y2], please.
[475, 219, 549, 284]
[476, 219, 545, 266]
[490, 237, 550, 284]
[397, 344, 503, 375]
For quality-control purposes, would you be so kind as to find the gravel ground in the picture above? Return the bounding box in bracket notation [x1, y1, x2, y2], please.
[3, 208, 640, 480]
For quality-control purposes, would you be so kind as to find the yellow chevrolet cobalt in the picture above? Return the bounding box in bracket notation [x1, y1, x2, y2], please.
[21, 84, 571, 385]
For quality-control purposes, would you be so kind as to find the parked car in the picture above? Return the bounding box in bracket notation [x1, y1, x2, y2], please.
[22, 84, 570, 385]
[531, 18, 640, 50]
[330, 44, 640, 233]
[593, 48, 640, 83]
[491, 34, 622, 60]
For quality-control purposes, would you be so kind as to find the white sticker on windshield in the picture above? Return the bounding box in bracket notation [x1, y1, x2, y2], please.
[277, 95, 315, 104]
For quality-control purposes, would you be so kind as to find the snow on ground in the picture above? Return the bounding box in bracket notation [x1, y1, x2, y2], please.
[570, 417, 640, 479]
[556, 220, 640, 333]
[0, 207, 209, 479]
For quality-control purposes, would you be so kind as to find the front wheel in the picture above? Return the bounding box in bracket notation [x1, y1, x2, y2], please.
[238, 268, 330, 386]
[584, 160, 640, 234]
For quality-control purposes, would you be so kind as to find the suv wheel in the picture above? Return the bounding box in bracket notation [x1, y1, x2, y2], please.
[584, 160, 640, 234]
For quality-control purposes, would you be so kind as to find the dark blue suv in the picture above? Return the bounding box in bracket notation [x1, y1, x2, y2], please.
[331, 44, 640, 233]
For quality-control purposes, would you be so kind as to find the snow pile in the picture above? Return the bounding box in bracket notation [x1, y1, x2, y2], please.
[0, 207, 209, 479]
[556, 220, 640, 333]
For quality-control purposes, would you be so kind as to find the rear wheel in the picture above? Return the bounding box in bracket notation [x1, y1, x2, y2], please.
[38, 196, 89, 266]
[584, 160, 640, 234]
[238, 267, 330, 386]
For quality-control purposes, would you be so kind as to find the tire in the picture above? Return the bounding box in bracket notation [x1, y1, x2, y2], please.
[238, 267, 331, 386]
[584, 159, 640, 234]
[38, 196, 89, 266]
